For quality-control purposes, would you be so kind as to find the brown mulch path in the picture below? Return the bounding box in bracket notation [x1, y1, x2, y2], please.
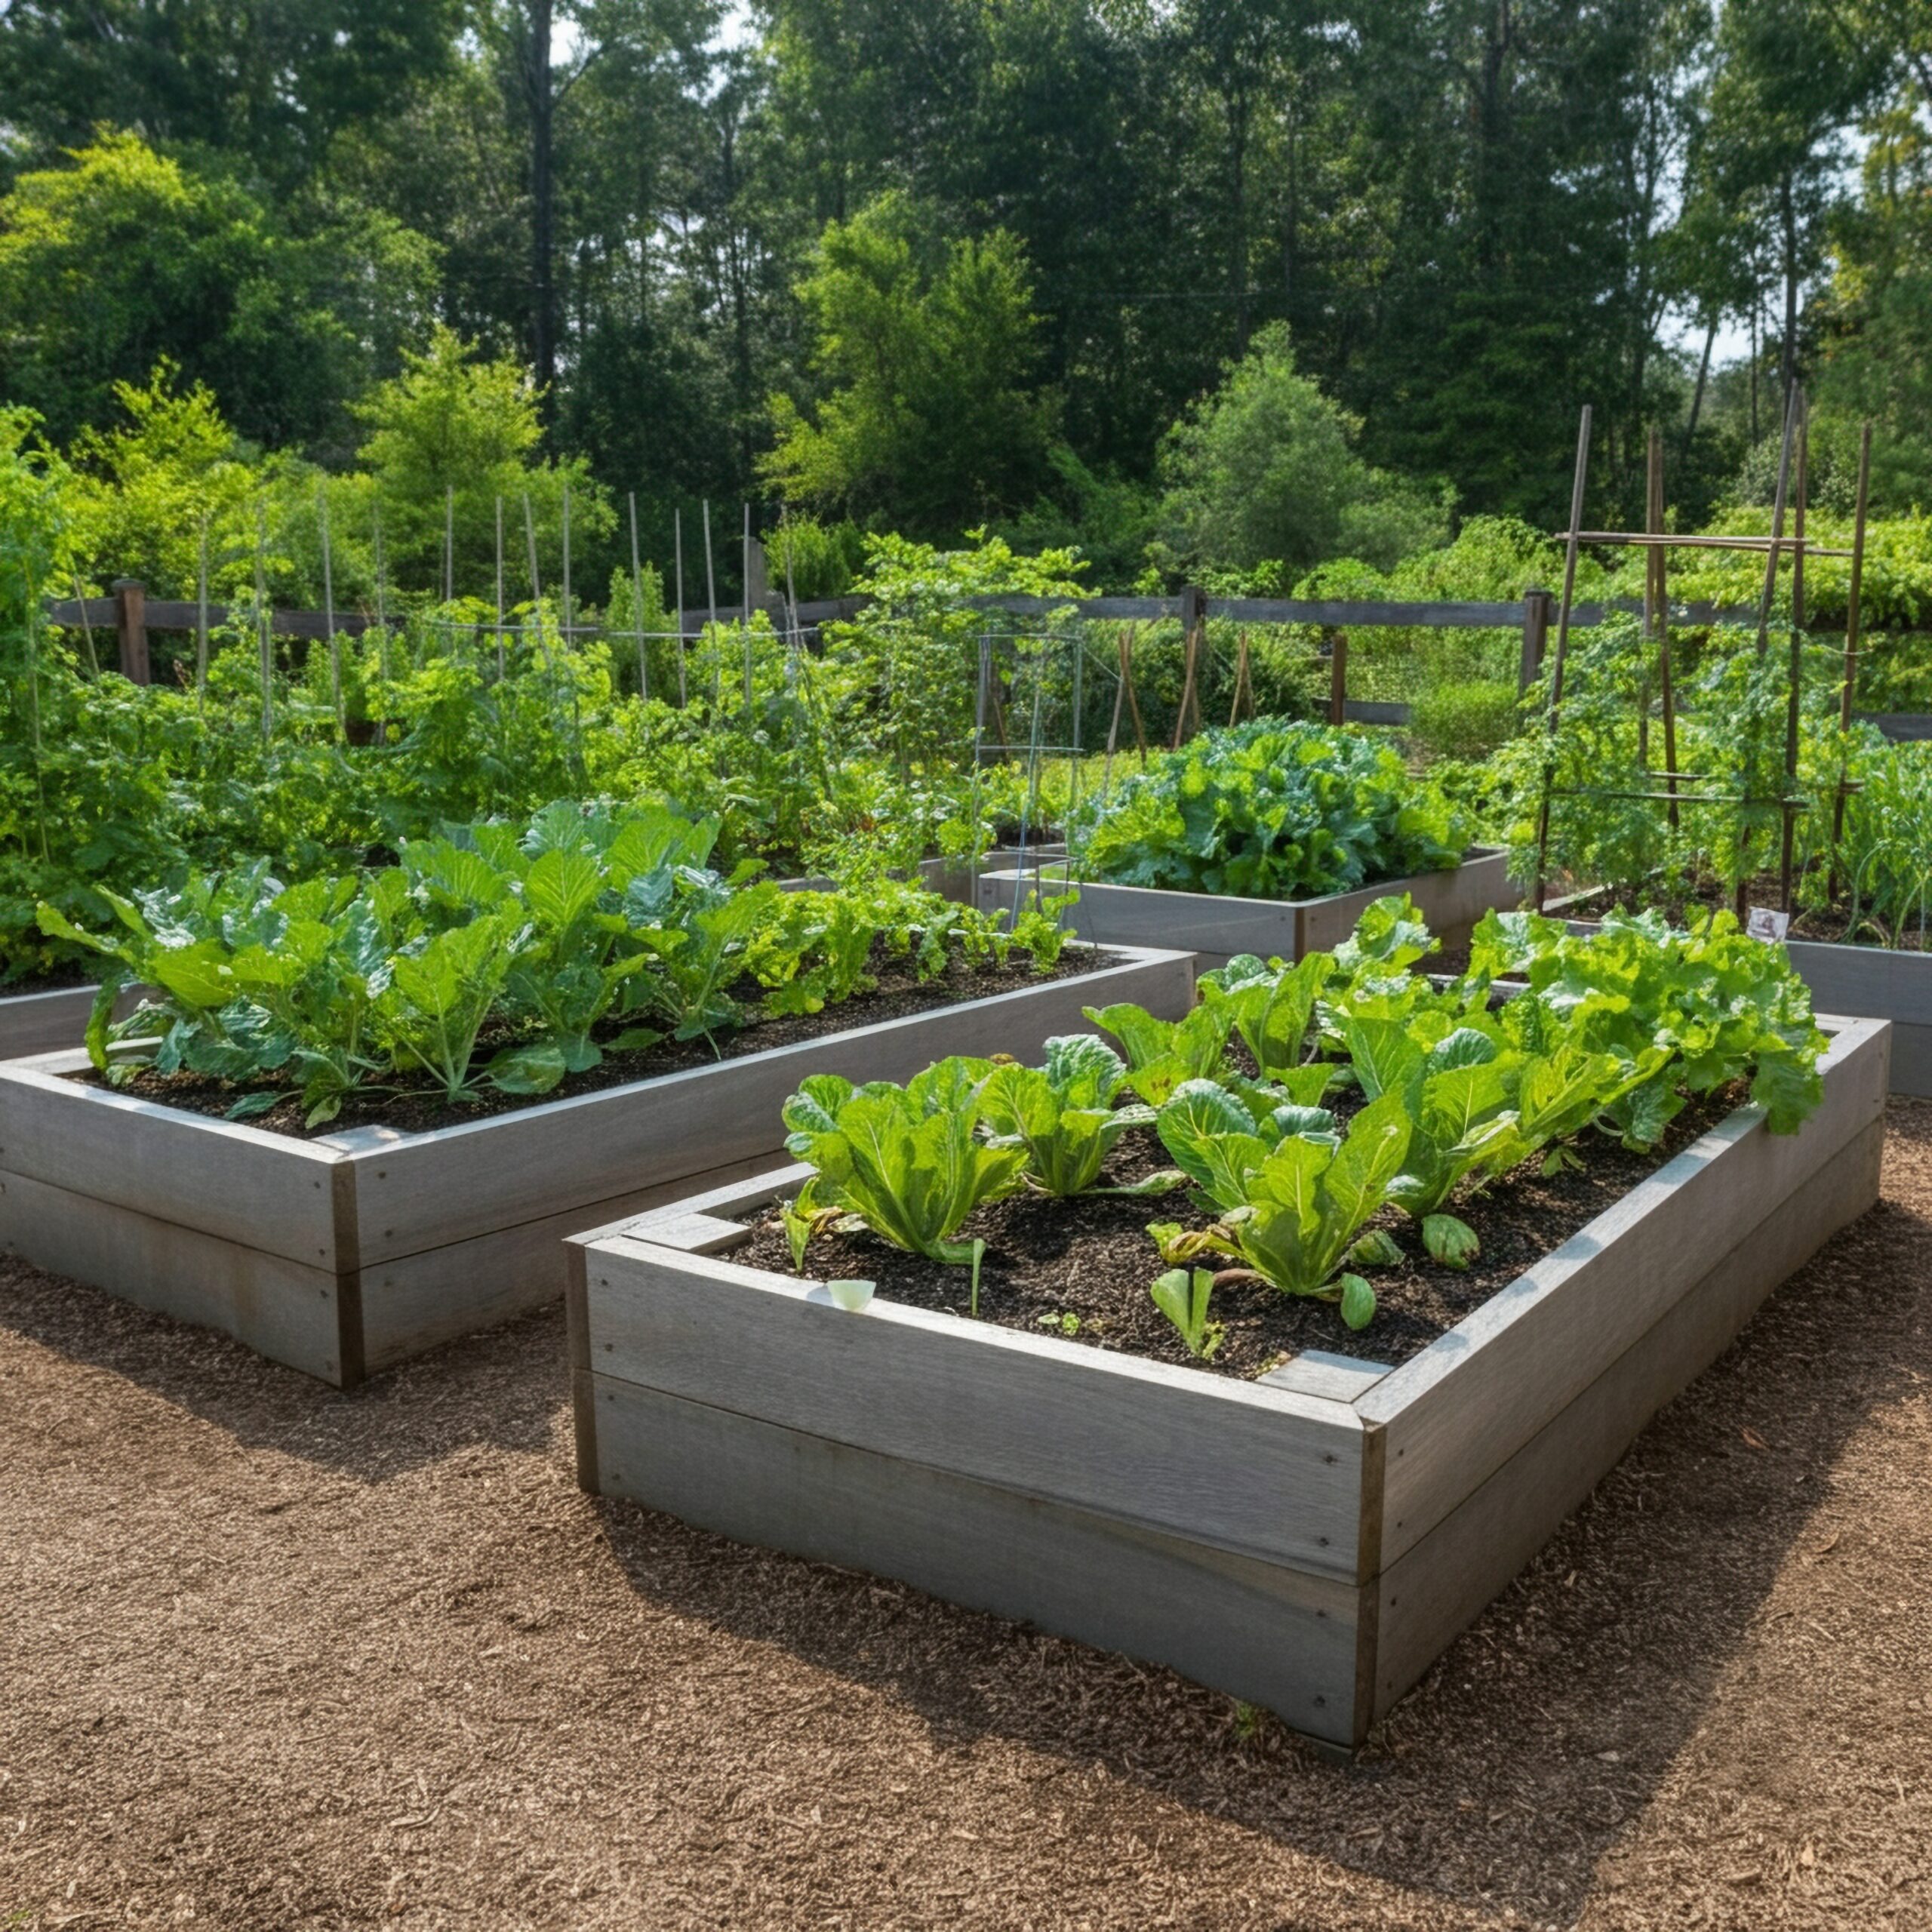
[2, 1108, 1929, 1930]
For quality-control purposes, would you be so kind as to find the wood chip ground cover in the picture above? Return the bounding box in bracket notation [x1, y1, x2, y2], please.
[2, 1103, 1927, 1930]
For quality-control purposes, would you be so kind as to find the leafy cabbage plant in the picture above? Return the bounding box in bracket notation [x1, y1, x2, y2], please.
[38, 798, 1065, 1128]
[977, 1035, 1174, 1196]
[1069, 717, 1466, 900]
[780, 1057, 1026, 1306]
[1149, 1079, 1412, 1328]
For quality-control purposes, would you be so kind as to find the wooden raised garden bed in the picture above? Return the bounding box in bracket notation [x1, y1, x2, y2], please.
[566, 1011, 1887, 1749]
[976, 848, 1517, 968]
[0, 946, 1193, 1388]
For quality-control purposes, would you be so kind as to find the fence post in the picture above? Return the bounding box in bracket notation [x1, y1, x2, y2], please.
[1518, 586, 1552, 695]
[112, 579, 150, 684]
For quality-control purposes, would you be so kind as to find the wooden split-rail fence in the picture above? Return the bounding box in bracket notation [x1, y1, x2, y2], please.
[40, 580, 1931, 741]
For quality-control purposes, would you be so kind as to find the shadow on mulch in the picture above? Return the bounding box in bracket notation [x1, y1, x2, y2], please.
[0, 1258, 562, 1480]
[2, 1100, 1926, 1927]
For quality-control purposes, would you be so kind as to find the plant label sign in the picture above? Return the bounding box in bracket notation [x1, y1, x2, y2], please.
[1746, 906, 1793, 943]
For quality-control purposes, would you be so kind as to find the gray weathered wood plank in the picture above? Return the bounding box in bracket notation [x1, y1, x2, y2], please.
[358, 1149, 785, 1372]
[979, 851, 1517, 968]
[590, 1374, 1371, 1746]
[0, 1054, 346, 1267]
[1262, 1352, 1395, 1403]
[0, 1167, 349, 1382]
[1295, 849, 1516, 954]
[331, 947, 1194, 1266]
[1370, 1115, 1884, 1718]
[581, 1238, 1367, 1577]
[0, 983, 149, 1063]
[1358, 1017, 1888, 1567]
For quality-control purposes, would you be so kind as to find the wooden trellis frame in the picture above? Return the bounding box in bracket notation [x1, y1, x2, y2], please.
[1531, 390, 1873, 918]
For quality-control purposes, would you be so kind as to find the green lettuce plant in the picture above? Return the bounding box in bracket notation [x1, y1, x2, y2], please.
[1149, 1080, 1412, 1327]
[780, 1057, 1026, 1306]
[977, 1034, 1171, 1196]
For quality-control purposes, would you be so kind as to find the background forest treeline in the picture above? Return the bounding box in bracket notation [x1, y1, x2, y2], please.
[2, 0, 1930, 603]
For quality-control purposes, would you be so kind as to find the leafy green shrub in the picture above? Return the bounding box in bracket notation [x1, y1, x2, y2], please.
[1071, 717, 1467, 899]
[1408, 678, 1522, 761]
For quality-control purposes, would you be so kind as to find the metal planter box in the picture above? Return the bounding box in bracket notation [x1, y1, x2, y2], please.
[0, 947, 1194, 1387]
[976, 849, 1518, 969]
[567, 1014, 1887, 1749]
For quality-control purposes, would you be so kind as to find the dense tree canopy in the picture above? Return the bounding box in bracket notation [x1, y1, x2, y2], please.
[1, 0, 1927, 591]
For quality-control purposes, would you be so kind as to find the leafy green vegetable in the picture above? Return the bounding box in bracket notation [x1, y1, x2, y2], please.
[780, 1059, 1026, 1296]
[1151, 1086, 1413, 1321]
[1079, 999, 1232, 1105]
[1070, 717, 1467, 900]
[1196, 950, 1336, 1100]
[37, 798, 1063, 1124]
[977, 1034, 1168, 1196]
[1149, 1266, 1225, 1360]
[1468, 906, 1827, 1140]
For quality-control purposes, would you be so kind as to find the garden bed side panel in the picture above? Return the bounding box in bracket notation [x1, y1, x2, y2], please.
[1294, 848, 1515, 954]
[1357, 1016, 1887, 1573]
[975, 849, 1516, 968]
[322, 947, 1195, 1271]
[568, 1197, 1376, 1744]
[0, 951, 1192, 1388]
[355, 1149, 784, 1374]
[585, 1372, 1372, 1743]
[0, 984, 147, 1063]
[0, 1165, 355, 1381]
[1786, 939, 1932, 1098]
[0, 1055, 347, 1266]
[1367, 1104, 1884, 1722]
[576, 1217, 1367, 1577]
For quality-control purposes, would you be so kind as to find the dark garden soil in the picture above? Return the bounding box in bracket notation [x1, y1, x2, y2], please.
[1570, 867, 1928, 953]
[732, 1088, 1740, 1373]
[82, 944, 1120, 1140]
[2, 1104, 1927, 1929]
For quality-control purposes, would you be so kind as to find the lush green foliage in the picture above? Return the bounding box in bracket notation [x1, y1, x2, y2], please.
[781, 891, 1829, 1345]
[977, 1036, 1160, 1198]
[1464, 906, 1828, 1135]
[763, 195, 1059, 540]
[1072, 718, 1467, 900]
[781, 1059, 1026, 1281]
[1151, 326, 1448, 582]
[0, 134, 435, 454]
[41, 801, 1060, 1126]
